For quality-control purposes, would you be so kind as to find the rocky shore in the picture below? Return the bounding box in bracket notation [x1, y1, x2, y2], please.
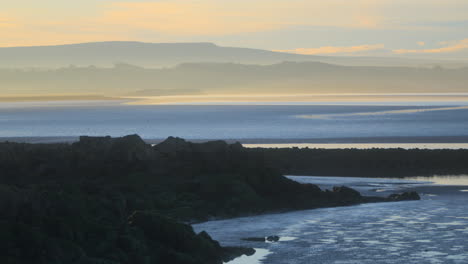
[0, 135, 419, 264]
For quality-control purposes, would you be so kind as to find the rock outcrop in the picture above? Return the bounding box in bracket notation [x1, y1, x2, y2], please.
[242, 236, 280, 243]
[387, 191, 421, 201]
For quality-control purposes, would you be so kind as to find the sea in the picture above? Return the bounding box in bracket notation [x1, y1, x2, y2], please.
[1, 100, 468, 149]
[194, 175, 468, 264]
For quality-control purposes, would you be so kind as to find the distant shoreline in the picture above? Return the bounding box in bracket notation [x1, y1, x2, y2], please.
[2, 136, 468, 145]
[2, 93, 468, 105]
[0, 95, 121, 103]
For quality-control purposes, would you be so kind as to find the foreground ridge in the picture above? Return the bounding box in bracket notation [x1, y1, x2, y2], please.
[0, 135, 419, 264]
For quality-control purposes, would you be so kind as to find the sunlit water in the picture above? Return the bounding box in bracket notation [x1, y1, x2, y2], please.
[193, 176, 468, 264]
[244, 143, 468, 149]
[1, 104, 468, 143]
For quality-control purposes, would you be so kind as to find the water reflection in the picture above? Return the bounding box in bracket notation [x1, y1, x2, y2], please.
[406, 175, 468, 186]
[297, 106, 468, 119]
[224, 248, 271, 264]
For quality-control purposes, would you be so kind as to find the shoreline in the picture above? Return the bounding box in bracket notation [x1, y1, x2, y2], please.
[0, 95, 121, 103]
[2, 135, 468, 145]
[194, 176, 468, 264]
[193, 177, 458, 225]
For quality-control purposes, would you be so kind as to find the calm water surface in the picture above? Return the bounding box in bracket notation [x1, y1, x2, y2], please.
[1, 104, 468, 142]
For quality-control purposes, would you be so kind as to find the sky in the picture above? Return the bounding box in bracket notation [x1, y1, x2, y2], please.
[1, 0, 468, 59]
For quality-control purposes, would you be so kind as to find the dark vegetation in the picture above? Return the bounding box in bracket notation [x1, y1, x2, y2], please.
[249, 147, 468, 177]
[0, 135, 419, 264]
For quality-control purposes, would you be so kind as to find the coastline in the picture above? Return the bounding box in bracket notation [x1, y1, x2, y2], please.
[0, 95, 120, 102]
[2, 136, 467, 178]
[2, 135, 468, 145]
[0, 135, 421, 264]
[194, 176, 468, 264]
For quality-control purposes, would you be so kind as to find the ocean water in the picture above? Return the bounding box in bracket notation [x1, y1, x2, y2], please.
[1, 103, 468, 142]
[193, 176, 468, 264]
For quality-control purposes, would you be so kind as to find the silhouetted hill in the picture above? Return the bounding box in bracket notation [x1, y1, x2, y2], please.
[248, 147, 468, 177]
[0, 41, 464, 69]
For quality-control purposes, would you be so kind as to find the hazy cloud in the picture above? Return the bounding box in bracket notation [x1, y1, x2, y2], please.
[0, 15, 17, 29]
[394, 38, 468, 54]
[274, 44, 385, 55]
[96, 0, 384, 36]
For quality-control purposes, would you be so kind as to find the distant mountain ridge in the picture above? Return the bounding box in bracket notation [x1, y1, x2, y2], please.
[0, 41, 319, 68]
[1, 41, 465, 68]
[2, 61, 468, 96]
